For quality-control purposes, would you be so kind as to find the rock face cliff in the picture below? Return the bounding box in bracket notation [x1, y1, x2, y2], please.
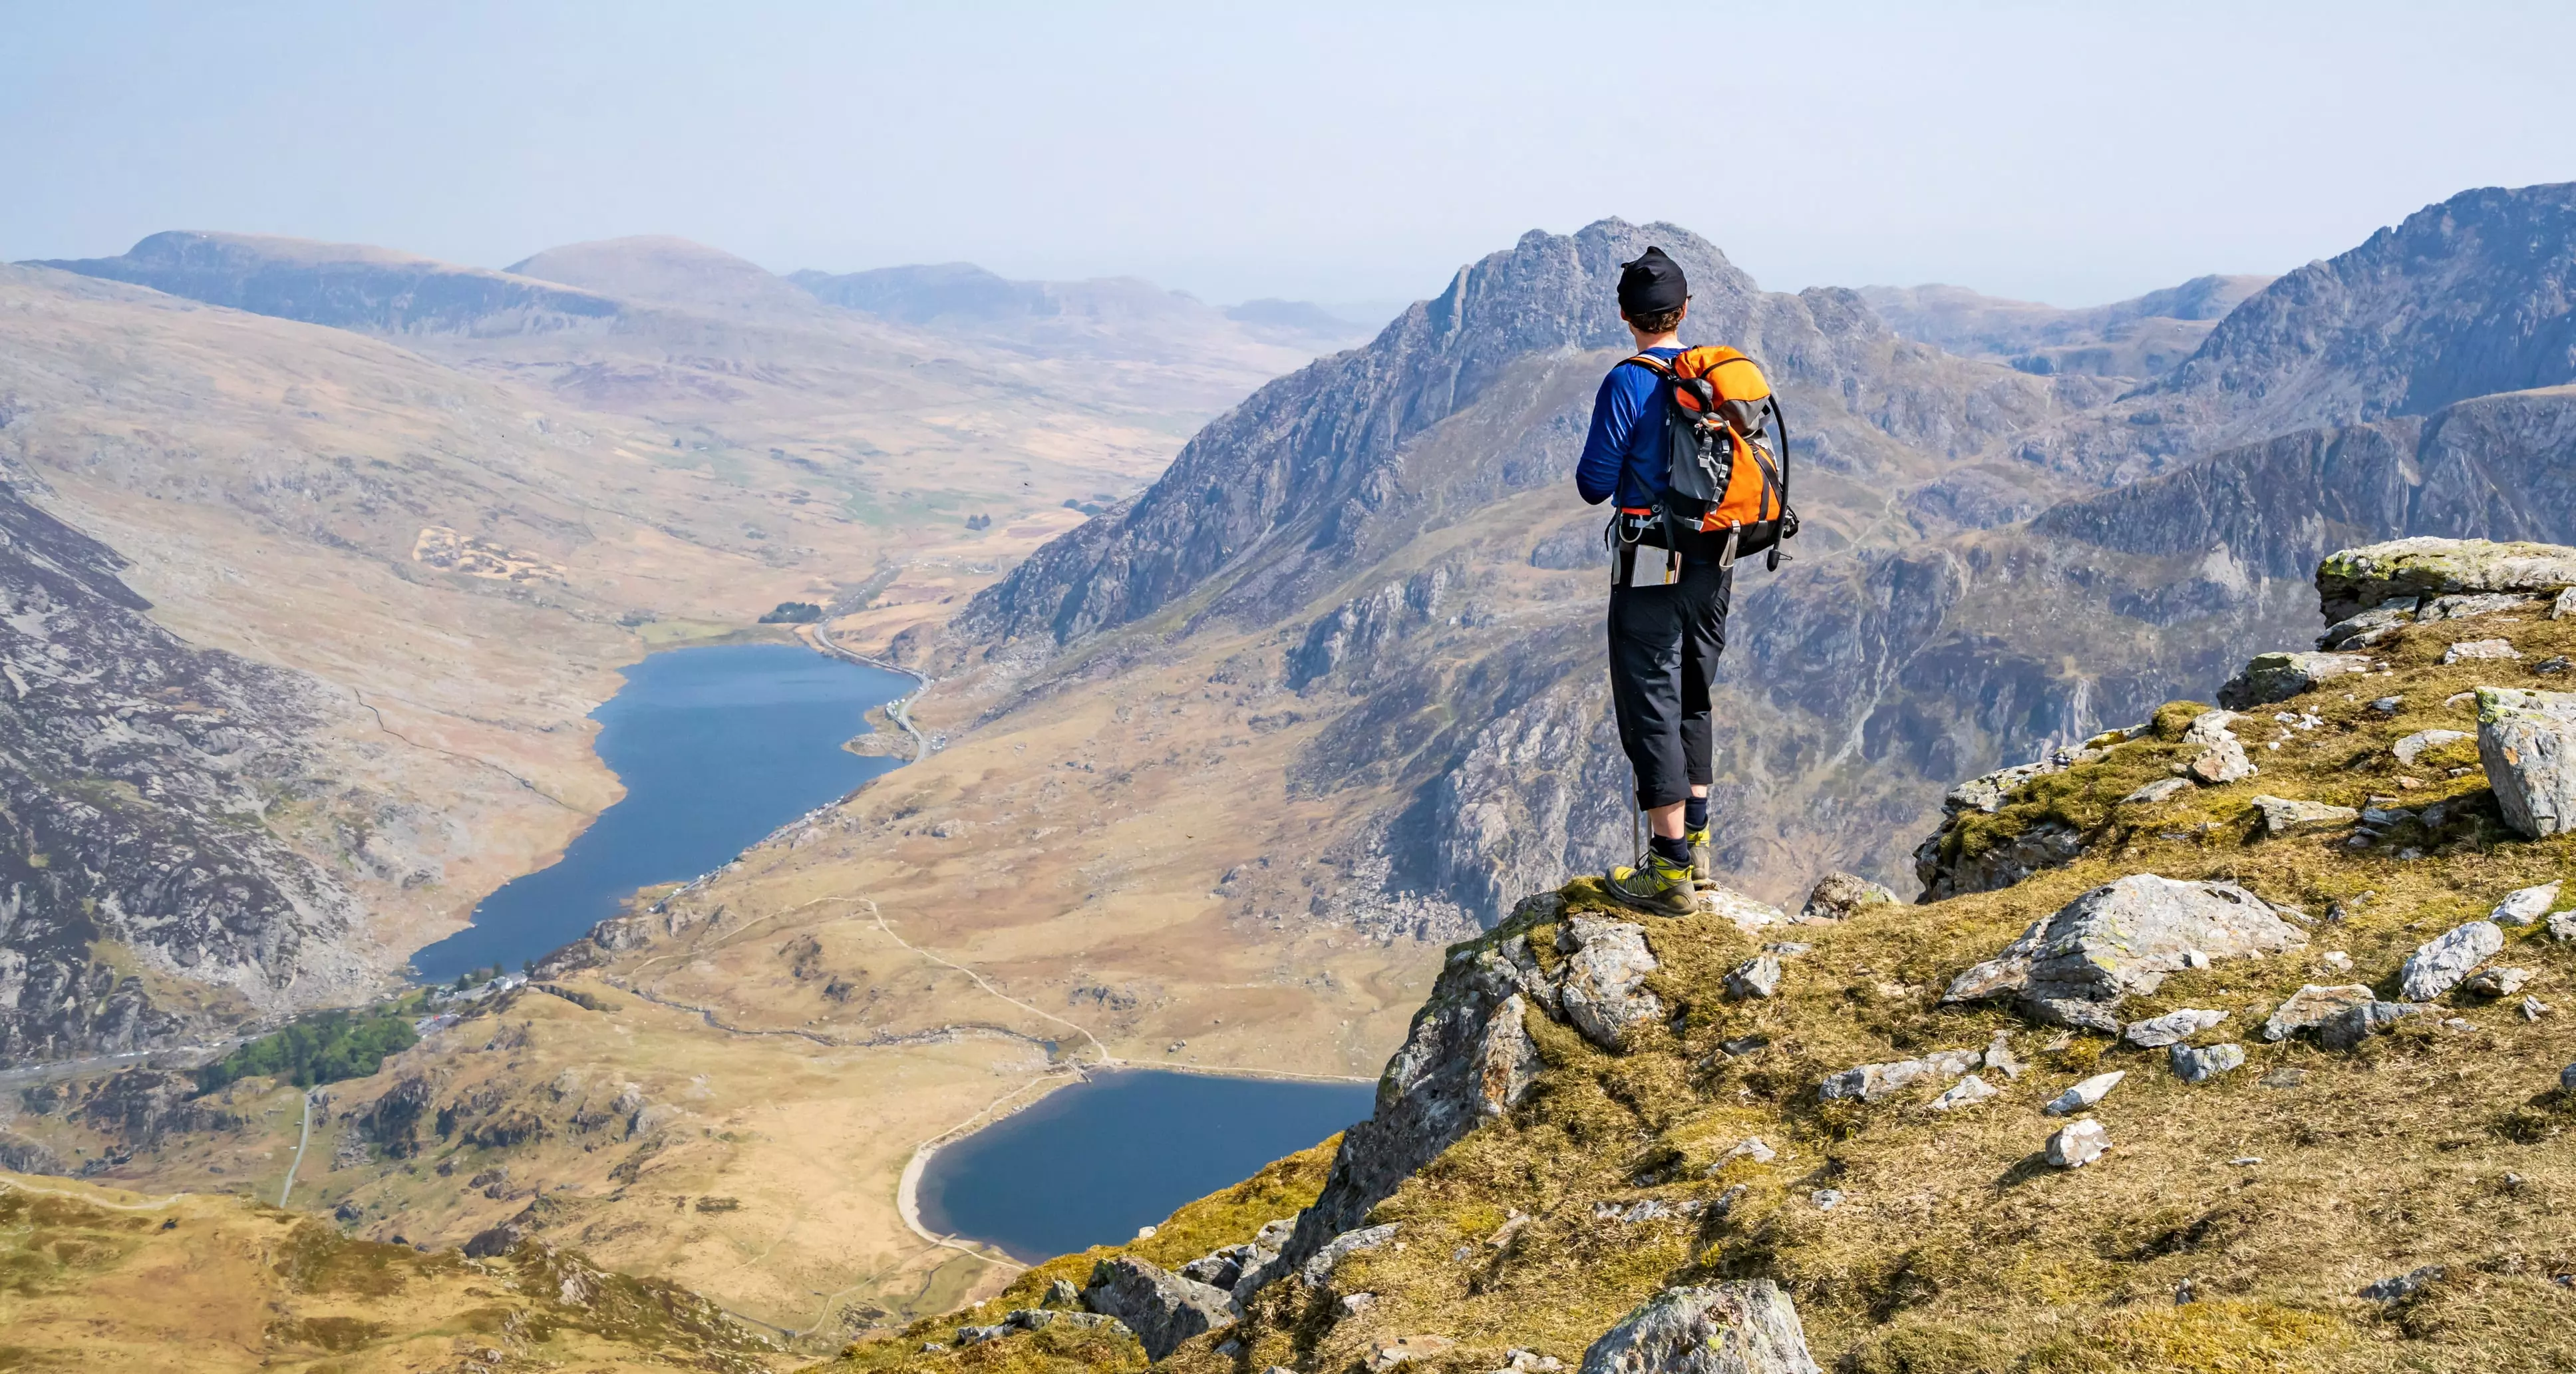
[0, 482, 372, 1065]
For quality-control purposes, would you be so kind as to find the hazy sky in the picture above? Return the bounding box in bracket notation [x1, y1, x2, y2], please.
[6, 2, 2571, 309]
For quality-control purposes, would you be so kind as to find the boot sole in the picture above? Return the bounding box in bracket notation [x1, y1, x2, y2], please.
[1607, 886, 1696, 919]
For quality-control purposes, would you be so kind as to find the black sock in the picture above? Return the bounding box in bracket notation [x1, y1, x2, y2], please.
[1684, 796, 1708, 831]
[1649, 834, 1691, 866]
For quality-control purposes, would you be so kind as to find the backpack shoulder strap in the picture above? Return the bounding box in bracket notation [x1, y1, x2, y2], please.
[1619, 353, 1675, 378]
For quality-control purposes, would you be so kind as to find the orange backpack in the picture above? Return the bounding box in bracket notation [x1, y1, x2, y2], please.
[1620, 346, 1798, 570]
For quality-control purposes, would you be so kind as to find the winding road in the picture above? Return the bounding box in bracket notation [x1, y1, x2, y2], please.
[808, 622, 931, 763]
[277, 1087, 319, 1207]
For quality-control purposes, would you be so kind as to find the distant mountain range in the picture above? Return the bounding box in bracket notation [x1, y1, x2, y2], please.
[1858, 273, 2273, 379]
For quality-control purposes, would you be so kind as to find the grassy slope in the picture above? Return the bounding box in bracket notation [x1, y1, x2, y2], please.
[843, 601, 2576, 1374]
[0, 1172, 780, 1371]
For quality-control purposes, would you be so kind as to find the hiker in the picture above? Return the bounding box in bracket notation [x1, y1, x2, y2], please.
[1573, 247, 1793, 915]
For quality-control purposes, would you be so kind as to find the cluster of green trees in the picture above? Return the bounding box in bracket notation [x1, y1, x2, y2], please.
[758, 600, 824, 623]
[196, 1007, 420, 1093]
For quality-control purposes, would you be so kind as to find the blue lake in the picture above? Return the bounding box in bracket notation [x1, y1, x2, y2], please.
[408, 642, 913, 983]
[915, 1069, 1376, 1264]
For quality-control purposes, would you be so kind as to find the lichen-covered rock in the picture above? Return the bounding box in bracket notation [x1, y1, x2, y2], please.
[2261, 984, 2376, 1041]
[2249, 795, 2358, 837]
[2185, 735, 2258, 784]
[2219, 651, 2374, 709]
[2124, 777, 2191, 805]
[1942, 875, 2307, 1030]
[2399, 920, 2505, 1000]
[1081, 1256, 1235, 1359]
[2420, 591, 2537, 622]
[1798, 872, 1899, 922]
[2478, 687, 2576, 838]
[2316, 538, 2576, 623]
[1696, 883, 1788, 934]
[1555, 917, 1665, 1049]
[1911, 745, 2115, 898]
[1577, 1281, 1820, 1374]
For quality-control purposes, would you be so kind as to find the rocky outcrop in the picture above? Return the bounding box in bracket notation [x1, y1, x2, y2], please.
[1910, 744, 2111, 899]
[2218, 651, 2374, 709]
[1080, 1256, 1235, 1359]
[1265, 898, 1561, 1276]
[0, 484, 374, 1067]
[2479, 687, 2576, 838]
[2315, 538, 2576, 623]
[1941, 875, 2307, 1031]
[1554, 917, 1664, 1049]
[1577, 1282, 1820, 1374]
[1798, 873, 1898, 922]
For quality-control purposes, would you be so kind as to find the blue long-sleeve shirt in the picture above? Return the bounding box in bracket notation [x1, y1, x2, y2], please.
[1574, 346, 1681, 508]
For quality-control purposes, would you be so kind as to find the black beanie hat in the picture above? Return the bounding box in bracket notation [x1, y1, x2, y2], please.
[1617, 246, 1688, 315]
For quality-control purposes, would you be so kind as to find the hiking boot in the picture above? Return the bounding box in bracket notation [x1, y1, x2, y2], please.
[1686, 826, 1712, 883]
[1605, 852, 1696, 918]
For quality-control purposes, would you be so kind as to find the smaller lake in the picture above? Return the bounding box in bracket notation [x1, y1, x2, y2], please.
[409, 642, 912, 983]
[915, 1070, 1375, 1264]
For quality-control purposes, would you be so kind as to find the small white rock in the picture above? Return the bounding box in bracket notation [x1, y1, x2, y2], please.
[2170, 1043, 2247, 1083]
[1811, 1189, 1844, 1210]
[2047, 1118, 2111, 1168]
[2442, 639, 2519, 663]
[2519, 996, 2549, 1022]
[2491, 882, 2564, 926]
[2124, 1008, 2227, 1048]
[2043, 1071, 2125, 1116]
[1928, 1075, 1999, 1112]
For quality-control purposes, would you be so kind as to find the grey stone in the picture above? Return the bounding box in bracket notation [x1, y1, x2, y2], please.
[2520, 995, 2548, 1021]
[2047, 1119, 2111, 1168]
[1043, 1278, 1084, 1309]
[1942, 875, 2307, 1030]
[1557, 917, 1665, 1049]
[1819, 1048, 1981, 1103]
[1917, 818, 2090, 900]
[2369, 695, 2406, 714]
[2559, 586, 2576, 619]
[2481, 687, 2576, 838]
[2358, 1266, 2446, 1302]
[2124, 1008, 2227, 1047]
[1338, 1293, 1375, 1318]
[2124, 777, 2192, 805]
[2538, 655, 2573, 674]
[2443, 639, 2520, 663]
[2553, 912, 2576, 942]
[2219, 653, 2375, 709]
[2318, 598, 2418, 649]
[2250, 794, 2358, 836]
[1299, 1223, 1400, 1286]
[2320, 1000, 2431, 1051]
[2185, 733, 2258, 785]
[1180, 1244, 1263, 1290]
[2492, 881, 2563, 926]
[1577, 1281, 1821, 1374]
[1082, 1257, 1236, 1359]
[1724, 954, 1783, 1001]
[2317, 538, 2576, 623]
[2398, 920, 2504, 1000]
[1698, 882, 1791, 934]
[2464, 967, 2532, 997]
[1253, 1218, 1297, 1250]
[1798, 872, 1898, 922]
[2040, 1072, 2122, 1113]
[1928, 1075, 1999, 1111]
[1715, 1137, 1776, 1166]
[2261, 984, 2376, 1041]
[2393, 729, 2474, 767]
[1983, 1033, 2027, 1080]
[1810, 1190, 1843, 1210]
[2563, 1063, 2576, 1093]
[955, 1324, 1011, 1346]
[2169, 1042, 2245, 1083]
[2420, 591, 2537, 622]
